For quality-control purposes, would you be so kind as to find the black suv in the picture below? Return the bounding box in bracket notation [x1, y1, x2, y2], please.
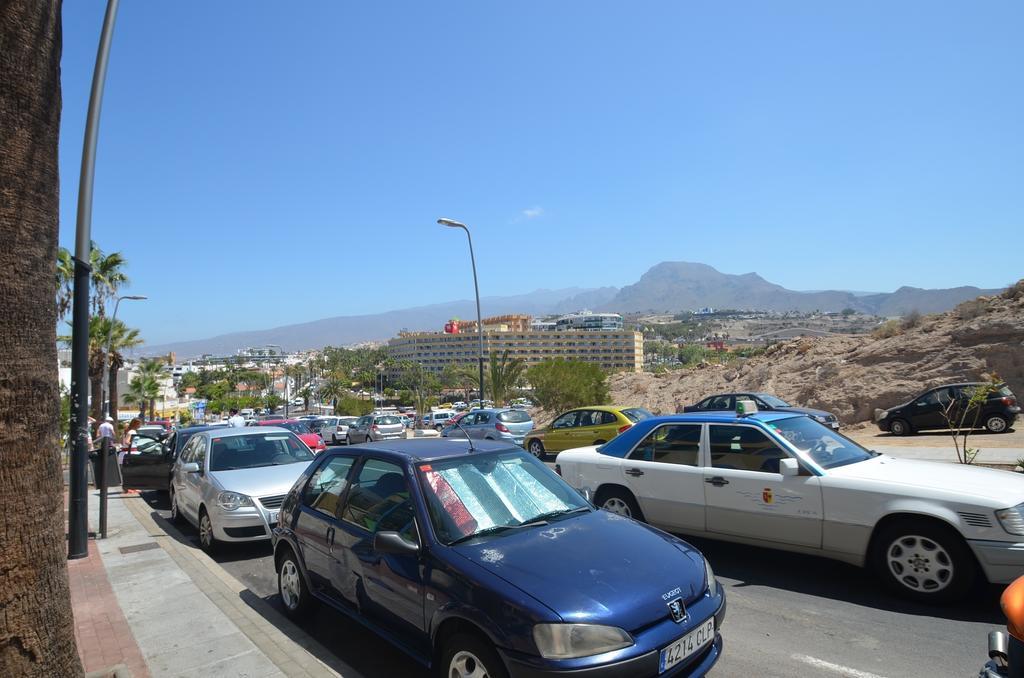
[682, 392, 840, 429]
[876, 382, 1019, 436]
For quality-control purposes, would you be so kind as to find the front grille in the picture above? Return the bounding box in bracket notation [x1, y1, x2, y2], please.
[958, 511, 993, 528]
[259, 494, 286, 510]
[223, 525, 267, 538]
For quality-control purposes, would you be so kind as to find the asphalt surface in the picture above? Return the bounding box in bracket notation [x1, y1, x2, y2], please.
[140, 454, 1005, 678]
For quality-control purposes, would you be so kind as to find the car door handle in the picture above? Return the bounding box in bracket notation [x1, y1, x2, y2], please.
[625, 468, 644, 477]
[705, 477, 729, 487]
[326, 526, 335, 552]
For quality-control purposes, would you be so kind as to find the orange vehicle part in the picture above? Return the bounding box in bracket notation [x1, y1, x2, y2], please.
[1002, 575, 1024, 641]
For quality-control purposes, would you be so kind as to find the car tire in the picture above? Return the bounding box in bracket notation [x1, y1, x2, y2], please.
[594, 487, 645, 522]
[985, 415, 1010, 434]
[331, 433, 337, 445]
[440, 632, 509, 678]
[435, 424, 443, 431]
[345, 433, 352, 446]
[168, 487, 182, 524]
[198, 507, 218, 554]
[871, 519, 975, 602]
[527, 439, 545, 459]
[277, 547, 313, 619]
[888, 418, 912, 436]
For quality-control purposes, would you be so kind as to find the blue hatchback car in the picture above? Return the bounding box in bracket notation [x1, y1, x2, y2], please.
[272, 439, 725, 677]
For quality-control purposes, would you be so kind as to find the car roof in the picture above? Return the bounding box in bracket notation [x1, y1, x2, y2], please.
[644, 411, 798, 425]
[330, 438, 520, 463]
[196, 426, 291, 438]
[563, 405, 630, 413]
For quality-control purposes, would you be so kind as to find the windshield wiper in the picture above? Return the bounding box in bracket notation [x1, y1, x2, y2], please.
[449, 524, 522, 545]
[521, 506, 590, 527]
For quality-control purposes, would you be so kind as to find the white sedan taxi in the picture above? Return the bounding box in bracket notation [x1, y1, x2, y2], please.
[555, 409, 1024, 602]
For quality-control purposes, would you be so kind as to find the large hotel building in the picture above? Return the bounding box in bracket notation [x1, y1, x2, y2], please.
[388, 313, 643, 373]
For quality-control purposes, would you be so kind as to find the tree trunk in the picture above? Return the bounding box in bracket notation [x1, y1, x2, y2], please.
[108, 367, 119, 424]
[89, 362, 102, 422]
[0, 2, 83, 676]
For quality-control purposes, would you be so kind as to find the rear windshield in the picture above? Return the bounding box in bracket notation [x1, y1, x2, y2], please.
[375, 416, 402, 425]
[209, 433, 314, 471]
[622, 408, 654, 423]
[998, 385, 1014, 397]
[275, 421, 312, 434]
[339, 417, 359, 424]
[497, 410, 531, 423]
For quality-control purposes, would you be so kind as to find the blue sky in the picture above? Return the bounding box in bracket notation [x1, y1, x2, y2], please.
[59, 2, 1023, 345]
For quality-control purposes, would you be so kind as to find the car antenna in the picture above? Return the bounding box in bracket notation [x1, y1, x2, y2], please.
[451, 417, 476, 453]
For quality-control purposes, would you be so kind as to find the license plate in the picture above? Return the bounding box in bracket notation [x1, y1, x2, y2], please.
[268, 511, 279, 525]
[659, 617, 715, 673]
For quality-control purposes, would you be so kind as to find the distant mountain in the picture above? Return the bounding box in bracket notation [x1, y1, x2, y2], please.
[603, 262, 1001, 315]
[137, 288, 614, 358]
[139, 262, 1006, 358]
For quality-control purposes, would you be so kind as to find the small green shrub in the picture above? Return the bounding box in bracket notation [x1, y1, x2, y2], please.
[900, 310, 922, 330]
[872, 320, 902, 339]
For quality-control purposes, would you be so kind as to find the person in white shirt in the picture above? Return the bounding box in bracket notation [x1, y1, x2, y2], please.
[228, 408, 246, 428]
[97, 416, 115, 441]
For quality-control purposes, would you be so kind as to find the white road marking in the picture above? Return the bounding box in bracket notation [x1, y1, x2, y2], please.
[792, 654, 891, 678]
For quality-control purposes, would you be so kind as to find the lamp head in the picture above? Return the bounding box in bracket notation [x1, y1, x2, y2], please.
[437, 218, 467, 229]
[122, 295, 147, 301]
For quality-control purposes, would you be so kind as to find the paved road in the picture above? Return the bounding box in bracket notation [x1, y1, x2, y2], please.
[139, 484, 1002, 678]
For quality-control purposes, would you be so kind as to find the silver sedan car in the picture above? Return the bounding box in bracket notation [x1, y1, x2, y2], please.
[169, 427, 315, 552]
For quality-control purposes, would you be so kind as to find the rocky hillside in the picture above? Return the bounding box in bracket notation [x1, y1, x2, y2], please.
[609, 283, 1024, 424]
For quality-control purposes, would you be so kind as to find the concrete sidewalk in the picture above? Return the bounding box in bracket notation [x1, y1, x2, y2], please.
[871, 444, 1024, 466]
[75, 487, 355, 677]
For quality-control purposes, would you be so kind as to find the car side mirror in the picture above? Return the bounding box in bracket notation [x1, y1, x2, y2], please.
[373, 531, 419, 556]
[181, 462, 201, 474]
[779, 458, 800, 477]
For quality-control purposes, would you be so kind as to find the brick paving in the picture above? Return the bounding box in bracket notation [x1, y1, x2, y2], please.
[68, 540, 150, 678]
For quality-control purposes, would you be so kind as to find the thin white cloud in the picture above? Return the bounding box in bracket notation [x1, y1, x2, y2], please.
[522, 206, 544, 219]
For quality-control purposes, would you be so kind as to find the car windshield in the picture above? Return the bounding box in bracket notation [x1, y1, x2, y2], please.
[622, 408, 654, 423]
[418, 451, 589, 545]
[757, 394, 791, 408]
[339, 417, 359, 425]
[375, 416, 402, 425]
[208, 432, 314, 471]
[997, 385, 1014, 397]
[497, 410, 531, 423]
[274, 421, 312, 434]
[765, 417, 873, 470]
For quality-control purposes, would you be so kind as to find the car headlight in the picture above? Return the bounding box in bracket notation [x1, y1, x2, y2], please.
[705, 558, 718, 597]
[217, 491, 253, 511]
[533, 624, 634, 659]
[997, 504, 1024, 536]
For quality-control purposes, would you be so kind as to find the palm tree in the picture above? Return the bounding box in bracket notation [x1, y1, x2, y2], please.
[88, 242, 129, 316]
[298, 386, 313, 412]
[56, 246, 74, 321]
[443, 362, 478, 403]
[0, 2, 84, 672]
[136, 358, 166, 420]
[99, 318, 142, 422]
[125, 376, 157, 420]
[487, 350, 527, 407]
[319, 374, 346, 413]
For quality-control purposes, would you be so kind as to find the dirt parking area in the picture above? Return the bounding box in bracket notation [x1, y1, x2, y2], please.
[843, 421, 1024, 448]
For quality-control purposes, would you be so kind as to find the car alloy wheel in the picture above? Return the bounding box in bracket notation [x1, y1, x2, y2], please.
[885, 534, 953, 594]
[199, 510, 216, 551]
[169, 488, 181, 523]
[345, 434, 352, 445]
[889, 419, 910, 436]
[279, 559, 302, 611]
[450, 650, 494, 678]
[527, 440, 544, 458]
[602, 497, 633, 517]
[986, 415, 1009, 433]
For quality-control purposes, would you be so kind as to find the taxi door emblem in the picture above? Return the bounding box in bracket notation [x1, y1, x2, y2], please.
[762, 488, 773, 504]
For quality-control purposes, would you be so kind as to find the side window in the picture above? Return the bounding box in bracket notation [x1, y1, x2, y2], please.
[918, 389, 951, 406]
[193, 438, 207, 469]
[707, 396, 733, 410]
[629, 425, 701, 466]
[552, 412, 578, 429]
[340, 460, 415, 541]
[304, 455, 357, 517]
[709, 425, 787, 473]
[576, 411, 596, 427]
[179, 437, 197, 463]
[476, 412, 490, 424]
[600, 411, 618, 425]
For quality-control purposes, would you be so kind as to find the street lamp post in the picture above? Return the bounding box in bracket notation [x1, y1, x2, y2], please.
[438, 218, 485, 404]
[100, 294, 146, 420]
[68, 0, 121, 560]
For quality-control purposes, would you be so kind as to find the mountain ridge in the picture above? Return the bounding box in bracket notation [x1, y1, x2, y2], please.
[138, 262, 1004, 358]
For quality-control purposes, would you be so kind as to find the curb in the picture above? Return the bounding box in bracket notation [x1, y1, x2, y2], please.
[121, 497, 359, 678]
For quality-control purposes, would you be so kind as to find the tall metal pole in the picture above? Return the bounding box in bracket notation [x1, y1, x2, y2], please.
[69, 0, 121, 560]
